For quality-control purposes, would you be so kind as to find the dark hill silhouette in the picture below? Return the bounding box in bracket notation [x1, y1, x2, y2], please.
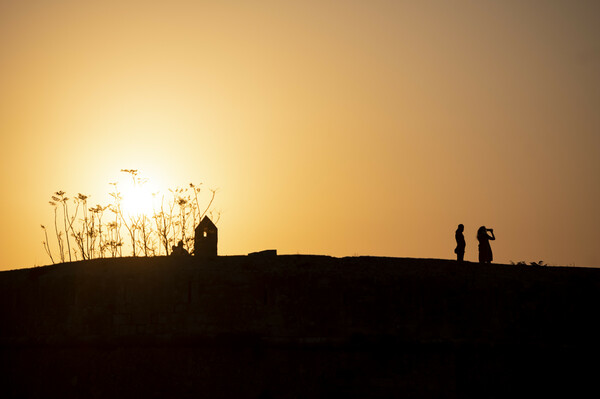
[1, 256, 599, 398]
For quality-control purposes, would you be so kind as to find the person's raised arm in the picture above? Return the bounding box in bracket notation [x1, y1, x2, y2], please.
[488, 229, 495, 240]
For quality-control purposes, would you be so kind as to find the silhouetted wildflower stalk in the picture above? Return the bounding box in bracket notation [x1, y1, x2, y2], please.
[53, 191, 75, 262]
[108, 182, 124, 257]
[41, 170, 218, 263]
[40, 225, 55, 264]
[72, 194, 89, 260]
[120, 169, 141, 257]
[48, 198, 65, 262]
[88, 204, 107, 258]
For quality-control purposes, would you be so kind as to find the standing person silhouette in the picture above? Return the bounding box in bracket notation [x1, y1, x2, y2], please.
[477, 226, 495, 264]
[454, 224, 465, 262]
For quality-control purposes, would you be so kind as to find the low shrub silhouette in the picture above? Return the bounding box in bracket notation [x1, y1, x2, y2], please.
[510, 260, 547, 267]
[41, 169, 219, 263]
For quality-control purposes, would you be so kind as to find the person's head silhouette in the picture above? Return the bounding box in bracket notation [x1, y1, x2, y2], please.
[477, 226, 487, 237]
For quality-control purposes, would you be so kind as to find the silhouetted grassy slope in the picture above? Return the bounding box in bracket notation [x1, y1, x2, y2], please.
[1, 255, 599, 344]
[1, 256, 599, 398]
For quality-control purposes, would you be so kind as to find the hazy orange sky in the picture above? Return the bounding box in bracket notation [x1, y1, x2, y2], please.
[1, 0, 599, 270]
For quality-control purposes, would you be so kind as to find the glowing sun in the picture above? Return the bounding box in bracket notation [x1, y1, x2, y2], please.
[120, 178, 157, 218]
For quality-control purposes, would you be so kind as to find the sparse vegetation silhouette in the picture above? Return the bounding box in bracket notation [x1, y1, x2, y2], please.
[511, 260, 547, 267]
[40, 170, 219, 263]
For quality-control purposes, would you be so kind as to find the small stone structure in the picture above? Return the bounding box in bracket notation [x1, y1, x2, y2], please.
[194, 216, 218, 256]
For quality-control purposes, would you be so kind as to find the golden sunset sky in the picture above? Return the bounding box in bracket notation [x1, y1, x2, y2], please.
[1, 0, 599, 270]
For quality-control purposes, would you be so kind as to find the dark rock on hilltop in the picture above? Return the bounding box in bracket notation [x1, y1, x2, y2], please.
[1, 256, 599, 398]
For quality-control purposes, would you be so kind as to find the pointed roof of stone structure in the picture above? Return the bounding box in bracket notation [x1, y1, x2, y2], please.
[196, 215, 216, 231]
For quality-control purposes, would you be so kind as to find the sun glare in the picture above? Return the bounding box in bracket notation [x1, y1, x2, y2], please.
[120, 180, 157, 218]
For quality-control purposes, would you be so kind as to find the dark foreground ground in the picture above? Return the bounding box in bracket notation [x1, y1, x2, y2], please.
[1, 255, 599, 398]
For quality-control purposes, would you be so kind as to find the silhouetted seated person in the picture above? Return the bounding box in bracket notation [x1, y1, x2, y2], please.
[171, 240, 190, 256]
[477, 226, 495, 264]
[454, 224, 465, 262]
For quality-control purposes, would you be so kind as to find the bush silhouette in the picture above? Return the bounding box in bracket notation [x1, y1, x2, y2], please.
[41, 170, 219, 263]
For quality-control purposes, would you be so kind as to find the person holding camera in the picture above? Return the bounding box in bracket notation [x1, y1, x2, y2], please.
[477, 226, 495, 264]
